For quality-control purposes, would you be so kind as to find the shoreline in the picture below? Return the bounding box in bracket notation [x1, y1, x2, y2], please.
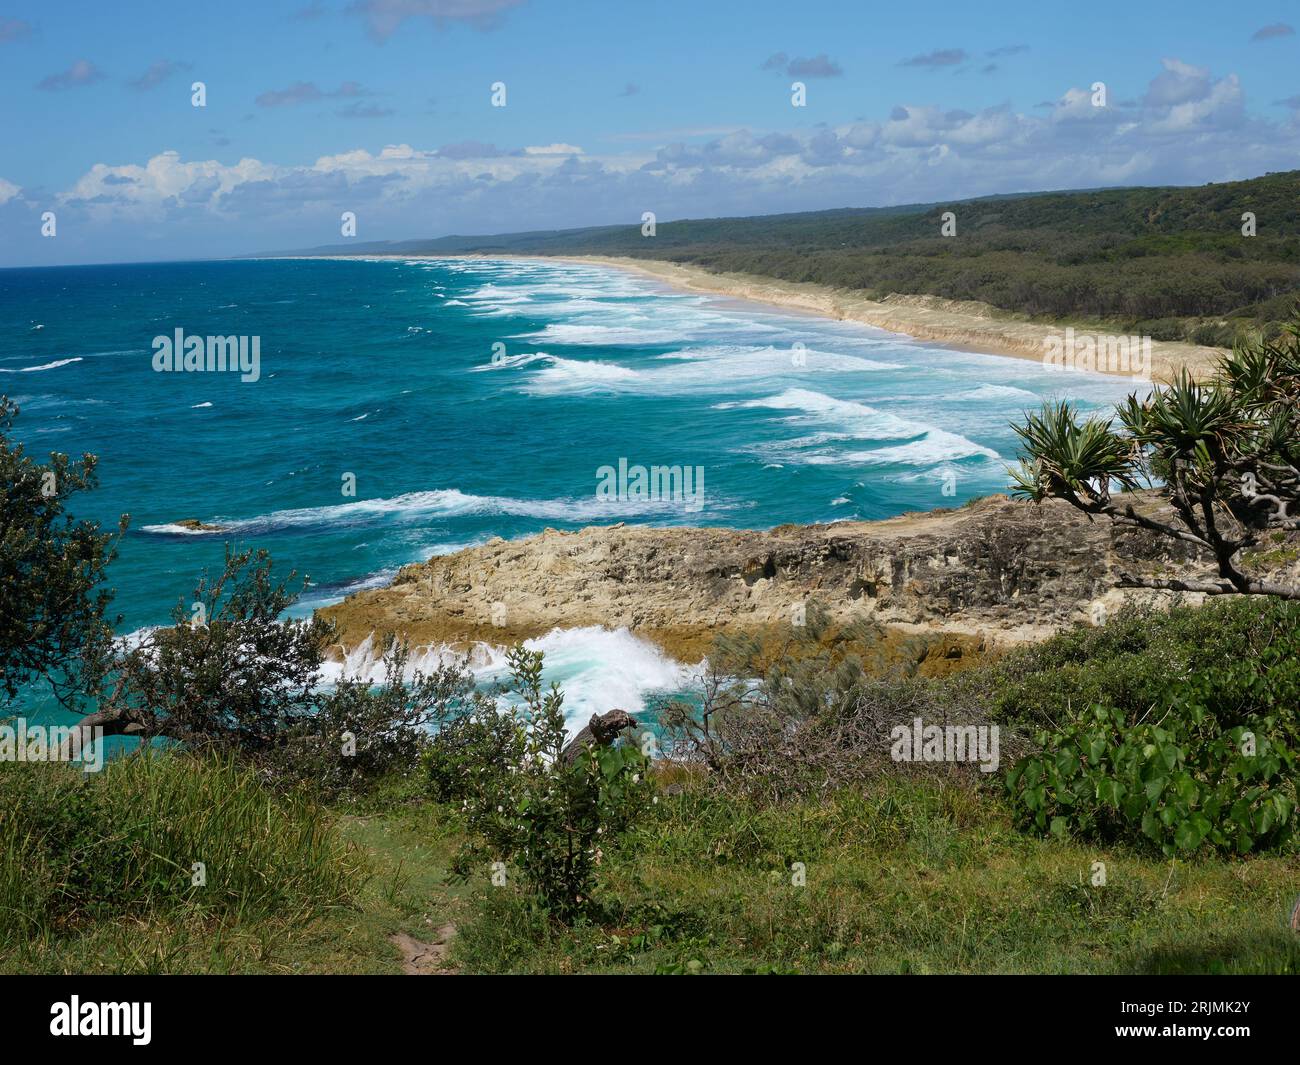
[290, 251, 1226, 384]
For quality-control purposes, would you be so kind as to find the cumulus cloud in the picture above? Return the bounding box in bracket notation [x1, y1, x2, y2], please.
[1251, 23, 1295, 41]
[347, 0, 525, 41]
[1144, 58, 1212, 107]
[36, 59, 105, 91]
[127, 59, 193, 91]
[0, 178, 22, 205]
[435, 140, 504, 159]
[523, 143, 583, 155]
[899, 48, 967, 68]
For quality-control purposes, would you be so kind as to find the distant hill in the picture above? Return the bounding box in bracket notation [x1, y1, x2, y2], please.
[272, 172, 1300, 345]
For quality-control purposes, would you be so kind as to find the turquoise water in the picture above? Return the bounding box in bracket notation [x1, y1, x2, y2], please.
[2, 256, 1143, 725]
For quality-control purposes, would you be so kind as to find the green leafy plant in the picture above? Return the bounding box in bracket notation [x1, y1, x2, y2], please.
[1007, 698, 1297, 855]
[1010, 318, 1300, 599]
[451, 647, 654, 921]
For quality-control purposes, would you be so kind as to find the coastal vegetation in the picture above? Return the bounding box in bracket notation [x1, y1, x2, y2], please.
[1011, 312, 1300, 599]
[3, 596, 1298, 974]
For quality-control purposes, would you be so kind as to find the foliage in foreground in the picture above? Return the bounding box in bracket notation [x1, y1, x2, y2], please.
[441, 647, 654, 921]
[1005, 599, 1300, 855]
[0, 751, 364, 952]
[0, 397, 124, 707]
[451, 778, 1300, 975]
[653, 597, 1300, 858]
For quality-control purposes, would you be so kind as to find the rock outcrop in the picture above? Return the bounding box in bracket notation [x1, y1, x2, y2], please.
[321, 492, 1296, 666]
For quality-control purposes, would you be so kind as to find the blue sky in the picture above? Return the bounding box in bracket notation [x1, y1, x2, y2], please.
[1, 0, 1299, 265]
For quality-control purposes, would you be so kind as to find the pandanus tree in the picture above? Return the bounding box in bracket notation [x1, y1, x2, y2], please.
[1010, 319, 1300, 600]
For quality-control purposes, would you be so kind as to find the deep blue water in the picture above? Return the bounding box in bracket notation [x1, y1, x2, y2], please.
[2, 256, 1143, 723]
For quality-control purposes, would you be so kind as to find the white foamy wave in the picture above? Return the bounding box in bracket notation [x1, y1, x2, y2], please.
[0, 357, 83, 374]
[142, 487, 722, 537]
[470, 352, 552, 372]
[526, 356, 641, 391]
[956, 384, 1039, 401]
[515, 323, 686, 346]
[729, 389, 920, 439]
[823, 432, 1001, 467]
[740, 389, 1001, 469]
[662, 345, 901, 372]
[138, 523, 212, 536]
[496, 347, 900, 398]
[191, 401, 213, 409]
[323, 626, 699, 735]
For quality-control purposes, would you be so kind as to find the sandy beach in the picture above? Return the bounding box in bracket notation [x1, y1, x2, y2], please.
[539, 255, 1227, 384]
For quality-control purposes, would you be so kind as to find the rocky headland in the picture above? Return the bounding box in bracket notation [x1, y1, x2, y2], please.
[319, 492, 1296, 672]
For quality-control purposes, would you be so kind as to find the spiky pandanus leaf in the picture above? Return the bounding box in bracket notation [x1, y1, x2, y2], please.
[1010, 401, 1139, 503]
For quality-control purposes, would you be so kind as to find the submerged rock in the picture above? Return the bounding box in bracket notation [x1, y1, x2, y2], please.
[172, 518, 227, 533]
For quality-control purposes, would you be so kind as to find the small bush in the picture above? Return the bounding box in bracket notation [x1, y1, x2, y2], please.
[985, 598, 1300, 733]
[276, 638, 478, 800]
[451, 647, 654, 921]
[423, 705, 524, 804]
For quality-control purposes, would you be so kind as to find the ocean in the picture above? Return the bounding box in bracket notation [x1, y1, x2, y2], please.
[2, 256, 1144, 729]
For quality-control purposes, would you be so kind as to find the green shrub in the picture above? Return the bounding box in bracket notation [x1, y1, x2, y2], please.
[986, 599, 1300, 733]
[1003, 599, 1300, 855]
[277, 638, 478, 800]
[451, 647, 654, 921]
[423, 705, 524, 804]
[1007, 699, 1296, 855]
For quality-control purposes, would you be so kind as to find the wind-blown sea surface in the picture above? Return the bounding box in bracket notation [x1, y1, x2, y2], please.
[2, 256, 1145, 728]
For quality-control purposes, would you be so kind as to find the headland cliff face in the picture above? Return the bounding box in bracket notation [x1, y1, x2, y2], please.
[319, 492, 1290, 669]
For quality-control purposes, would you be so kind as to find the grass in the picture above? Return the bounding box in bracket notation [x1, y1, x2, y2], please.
[448, 779, 1300, 974]
[2, 763, 1297, 974]
[3, 598, 1299, 974]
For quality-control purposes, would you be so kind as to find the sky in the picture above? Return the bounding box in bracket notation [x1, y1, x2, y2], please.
[1, 0, 1299, 266]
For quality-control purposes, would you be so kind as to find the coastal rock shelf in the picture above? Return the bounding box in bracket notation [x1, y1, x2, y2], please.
[320, 492, 1287, 664]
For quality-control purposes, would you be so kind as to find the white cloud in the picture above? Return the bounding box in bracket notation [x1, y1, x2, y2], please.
[15, 58, 1300, 265]
[1144, 58, 1212, 108]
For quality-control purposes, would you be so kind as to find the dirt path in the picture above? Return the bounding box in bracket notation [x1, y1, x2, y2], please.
[391, 923, 458, 974]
